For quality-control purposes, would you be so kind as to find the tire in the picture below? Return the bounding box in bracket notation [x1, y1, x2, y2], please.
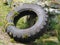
[6, 3, 48, 43]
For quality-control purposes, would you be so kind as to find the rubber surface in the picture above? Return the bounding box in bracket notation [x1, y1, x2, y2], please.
[6, 3, 48, 43]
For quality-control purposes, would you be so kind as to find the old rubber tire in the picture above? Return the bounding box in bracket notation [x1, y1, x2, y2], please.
[6, 3, 48, 43]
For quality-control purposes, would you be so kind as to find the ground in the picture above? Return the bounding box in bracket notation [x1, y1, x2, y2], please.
[0, 0, 60, 45]
[0, 0, 25, 45]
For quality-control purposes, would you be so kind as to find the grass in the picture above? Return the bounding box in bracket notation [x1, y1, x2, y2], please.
[0, 0, 11, 27]
[16, 16, 30, 29]
[0, 0, 60, 45]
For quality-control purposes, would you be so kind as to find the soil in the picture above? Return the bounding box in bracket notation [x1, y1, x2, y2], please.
[0, 27, 25, 45]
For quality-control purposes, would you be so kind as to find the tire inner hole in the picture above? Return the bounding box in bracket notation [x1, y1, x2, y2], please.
[14, 10, 38, 29]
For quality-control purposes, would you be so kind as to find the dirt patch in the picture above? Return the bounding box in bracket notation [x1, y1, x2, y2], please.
[0, 27, 25, 45]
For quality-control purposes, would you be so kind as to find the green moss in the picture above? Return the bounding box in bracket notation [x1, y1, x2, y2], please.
[10, 38, 15, 43]
[22, 34, 28, 38]
[0, 22, 3, 26]
[14, 11, 19, 16]
[45, 41, 58, 45]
